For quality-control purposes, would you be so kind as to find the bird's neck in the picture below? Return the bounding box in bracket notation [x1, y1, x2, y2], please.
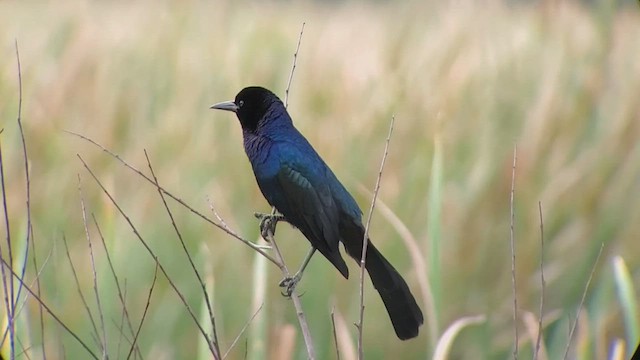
[242, 106, 294, 164]
[242, 130, 271, 163]
[260, 106, 293, 132]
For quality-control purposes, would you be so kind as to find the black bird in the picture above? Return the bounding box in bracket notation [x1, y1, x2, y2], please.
[210, 86, 423, 340]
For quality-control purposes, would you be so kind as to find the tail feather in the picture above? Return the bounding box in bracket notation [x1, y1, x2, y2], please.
[364, 244, 424, 340]
[341, 232, 424, 340]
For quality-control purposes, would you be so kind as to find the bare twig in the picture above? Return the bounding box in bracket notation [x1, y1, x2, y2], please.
[3, 229, 53, 359]
[12, 40, 28, 360]
[206, 197, 232, 234]
[223, 303, 264, 359]
[92, 215, 141, 359]
[263, 217, 315, 359]
[0, 141, 13, 355]
[62, 234, 102, 351]
[65, 131, 279, 266]
[0, 40, 30, 358]
[15, 39, 33, 340]
[9, 40, 21, 320]
[563, 243, 604, 359]
[284, 22, 305, 108]
[127, 262, 159, 360]
[534, 202, 545, 360]
[116, 299, 126, 360]
[510, 146, 518, 360]
[12, 40, 46, 359]
[358, 116, 394, 359]
[110, 284, 135, 360]
[206, 200, 272, 254]
[76, 154, 216, 356]
[144, 150, 221, 359]
[107, 287, 139, 358]
[0, 255, 98, 359]
[78, 175, 109, 358]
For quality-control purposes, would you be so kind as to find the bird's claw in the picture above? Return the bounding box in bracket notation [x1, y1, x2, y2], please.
[279, 273, 301, 297]
[254, 212, 285, 240]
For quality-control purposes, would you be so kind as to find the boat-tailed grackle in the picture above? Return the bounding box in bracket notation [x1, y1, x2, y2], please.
[210, 86, 423, 340]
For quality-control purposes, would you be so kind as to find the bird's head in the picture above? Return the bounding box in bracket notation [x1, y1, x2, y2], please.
[210, 86, 284, 132]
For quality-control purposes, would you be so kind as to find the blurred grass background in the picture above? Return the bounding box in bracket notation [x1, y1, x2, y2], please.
[1, 0, 639, 359]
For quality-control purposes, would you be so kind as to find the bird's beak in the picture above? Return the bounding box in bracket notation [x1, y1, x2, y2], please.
[209, 100, 238, 113]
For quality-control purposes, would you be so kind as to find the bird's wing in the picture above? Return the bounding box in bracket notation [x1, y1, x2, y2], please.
[276, 161, 342, 254]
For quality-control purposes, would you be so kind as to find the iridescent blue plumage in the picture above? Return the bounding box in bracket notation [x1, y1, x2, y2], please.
[211, 86, 423, 340]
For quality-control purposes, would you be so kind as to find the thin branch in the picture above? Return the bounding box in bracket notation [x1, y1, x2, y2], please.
[2, 229, 54, 359]
[0, 254, 98, 359]
[108, 284, 146, 360]
[563, 243, 604, 359]
[65, 131, 279, 267]
[14, 38, 33, 336]
[0, 42, 28, 358]
[126, 262, 159, 360]
[284, 22, 305, 108]
[206, 197, 232, 235]
[263, 217, 315, 359]
[76, 154, 215, 356]
[144, 150, 220, 359]
[116, 295, 126, 360]
[78, 175, 108, 359]
[207, 201, 272, 254]
[222, 303, 264, 359]
[92, 215, 141, 360]
[534, 202, 545, 360]
[62, 234, 101, 350]
[13, 40, 31, 360]
[2, 101, 44, 351]
[11, 44, 45, 356]
[0, 141, 13, 354]
[358, 115, 394, 359]
[510, 146, 518, 360]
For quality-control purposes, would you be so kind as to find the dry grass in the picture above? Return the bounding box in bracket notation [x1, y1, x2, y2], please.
[0, 1, 639, 359]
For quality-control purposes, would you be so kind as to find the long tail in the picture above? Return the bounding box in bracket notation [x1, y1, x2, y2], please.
[342, 236, 424, 340]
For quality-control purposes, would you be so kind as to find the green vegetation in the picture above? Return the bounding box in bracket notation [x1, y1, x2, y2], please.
[0, 1, 638, 359]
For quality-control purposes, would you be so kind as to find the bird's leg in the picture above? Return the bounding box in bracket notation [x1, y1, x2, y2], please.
[280, 247, 316, 297]
[254, 211, 286, 240]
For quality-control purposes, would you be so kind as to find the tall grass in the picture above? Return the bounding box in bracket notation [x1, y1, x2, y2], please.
[0, 1, 639, 359]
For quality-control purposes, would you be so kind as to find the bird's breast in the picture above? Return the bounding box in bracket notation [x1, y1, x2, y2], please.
[241, 134, 280, 182]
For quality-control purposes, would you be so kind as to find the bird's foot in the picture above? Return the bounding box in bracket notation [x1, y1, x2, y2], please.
[254, 212, 286, 240]
[279, 273, 301, 297]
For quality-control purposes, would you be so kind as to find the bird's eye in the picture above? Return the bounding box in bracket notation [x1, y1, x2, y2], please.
[238, 100, 244, 107]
